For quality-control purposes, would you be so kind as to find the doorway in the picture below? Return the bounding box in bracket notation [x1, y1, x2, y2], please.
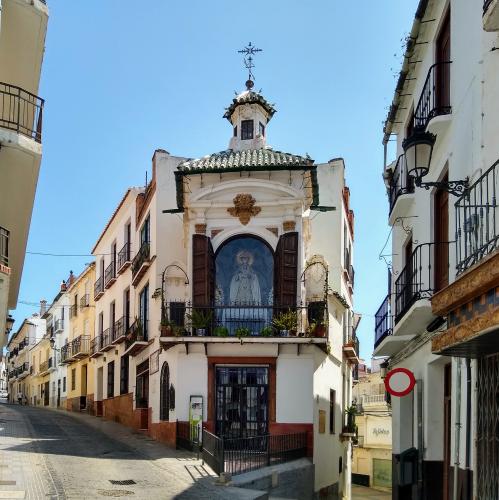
[436, 10, 451, 113]
[80, 364, 88, 410]
[215, 366, 269, 439]
[44, 381, 50, 406]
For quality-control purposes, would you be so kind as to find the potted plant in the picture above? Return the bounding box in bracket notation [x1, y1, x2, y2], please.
[160, 318, 176, 336]
[173, 325, 185, 337]
[187, 309, 212, 336]
[260, 326, 274, 338]
[214, 326, 229, 337]
[272, 310, 298, 337]
[235, 327, 250, 339]
[344, 405, 357, 434]
[307, 320, 327, 338]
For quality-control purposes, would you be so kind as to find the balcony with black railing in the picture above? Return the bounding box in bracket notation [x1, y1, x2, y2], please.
[0, 226, 8, 267]
[117, 242, 131, 274]
[69, 304, 78, 319]
[70, 335, 90, 359]
[94, 276, 104, 301]
[112, 316, 127, 344]
[374, 294, 393, 350]
[414, 61, 452, 130]
[0, 82, 44, 143]
[55, 319, 64, 332]
[18, 362, 30, 379]
[343, 326, 360, 364]
[124, 320, 149, 356]
[100, 328, 114, 352]
[394, 241, 450, 334]
[455, 160, 498, 274]
[104, 261, 116, 289]
[90, 335, 103, 358]
[60, 343, 72, 364]
[387, 154, 415, 217]
[79, 294, 89, 311]
[131, 241, 150, 286]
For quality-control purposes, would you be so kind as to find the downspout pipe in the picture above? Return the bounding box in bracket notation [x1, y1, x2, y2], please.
[453, 359, 462, 500]
[465, 359, 472, 500]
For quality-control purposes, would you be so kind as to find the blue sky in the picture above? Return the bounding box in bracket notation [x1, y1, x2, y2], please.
[16, 0, 418, 361]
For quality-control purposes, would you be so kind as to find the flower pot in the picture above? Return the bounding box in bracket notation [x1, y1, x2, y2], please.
[195, 328, 206, 337]
[280, 330, 289, 337]
[314, 325, 327, 338]
[161, 325, 174, 336]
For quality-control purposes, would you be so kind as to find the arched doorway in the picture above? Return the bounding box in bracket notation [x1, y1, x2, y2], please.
[160, 362, 170, 421]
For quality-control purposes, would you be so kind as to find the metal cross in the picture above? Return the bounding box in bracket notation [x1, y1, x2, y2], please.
[238, 42, 262, 86]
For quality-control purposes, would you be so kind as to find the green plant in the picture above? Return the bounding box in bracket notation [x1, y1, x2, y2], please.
[260, 326, 274, 337]
[214, 326, 229, 337]
[173, 325, 185, 337]
[272, 311, 298, 332]
[235, 327, 250, 339]
[187, 309, 212, 329]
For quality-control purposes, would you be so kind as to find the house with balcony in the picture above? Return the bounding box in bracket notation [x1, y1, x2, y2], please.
[64, 264, 96, 413]
[376, 0, 499, 498]
[0, 0, 48, 349]
[7, 312, 45, 404]
[88, 72, 359, 496]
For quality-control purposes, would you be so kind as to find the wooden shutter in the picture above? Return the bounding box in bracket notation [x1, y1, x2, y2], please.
[274, 232, 298, 307]
[192, 234, 215, 307]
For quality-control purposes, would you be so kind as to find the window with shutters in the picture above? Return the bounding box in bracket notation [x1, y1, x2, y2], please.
[120, 355, 129, 395]
[107, 361, 114, 398]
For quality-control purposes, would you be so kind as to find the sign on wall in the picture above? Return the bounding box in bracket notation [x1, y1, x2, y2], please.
[189, 395, 203, 441]
[384, 368, 416, 397]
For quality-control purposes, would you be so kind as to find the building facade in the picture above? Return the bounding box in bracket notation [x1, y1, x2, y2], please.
[88, 79, 359, 496]
[375, 0, 499, 498]
[0, 0, 48, 347]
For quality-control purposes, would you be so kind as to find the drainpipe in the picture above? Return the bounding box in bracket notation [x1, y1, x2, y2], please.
[465, 359, 472, 500]
[452, 358, 462, 500]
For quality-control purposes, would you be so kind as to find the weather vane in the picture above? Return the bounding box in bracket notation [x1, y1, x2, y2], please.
[238, 42, 262, 89]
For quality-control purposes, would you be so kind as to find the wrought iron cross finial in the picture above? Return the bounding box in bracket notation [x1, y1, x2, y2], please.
[238, 42, 262, 89]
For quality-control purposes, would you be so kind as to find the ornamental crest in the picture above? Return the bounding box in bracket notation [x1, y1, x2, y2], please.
[228, 194, 261, 225]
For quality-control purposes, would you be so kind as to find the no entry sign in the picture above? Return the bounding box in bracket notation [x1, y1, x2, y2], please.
[384, 368, 416, 397]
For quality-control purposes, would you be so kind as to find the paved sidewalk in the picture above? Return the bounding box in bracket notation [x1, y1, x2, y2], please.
[352, 484, 392, 499]
[0, 402, 256, 499]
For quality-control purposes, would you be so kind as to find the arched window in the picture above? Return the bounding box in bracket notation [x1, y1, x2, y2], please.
[160, 362, 170, 421]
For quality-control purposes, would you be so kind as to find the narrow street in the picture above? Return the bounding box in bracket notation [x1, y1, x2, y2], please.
[0, 402, 239, 500]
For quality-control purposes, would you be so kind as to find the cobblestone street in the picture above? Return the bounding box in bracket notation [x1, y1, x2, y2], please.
[0, 402, 245, 500]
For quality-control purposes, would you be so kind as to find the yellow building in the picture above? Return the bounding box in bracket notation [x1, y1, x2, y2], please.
[29, 334, 51, 406]
[63, 264, 96, 413]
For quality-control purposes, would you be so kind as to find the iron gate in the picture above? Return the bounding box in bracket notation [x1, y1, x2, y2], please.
[477, 354, 499, 499]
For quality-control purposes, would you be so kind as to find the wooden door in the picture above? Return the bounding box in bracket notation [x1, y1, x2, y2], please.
[192, 235, 215, 307]
[436, 11, 451, 111]
[274, 232, 298, 308]
[434, 178, 449, 291]
[443, 363, 452, 499]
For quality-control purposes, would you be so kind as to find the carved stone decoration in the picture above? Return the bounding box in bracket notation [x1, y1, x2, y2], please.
[227, 194, 261, 225]
[432, 304, 499, 354]
[431, 250, 499, 316]
[283, 220, 296, 232]
[195, 223, 207, 235]
[266, 227, 278, 237]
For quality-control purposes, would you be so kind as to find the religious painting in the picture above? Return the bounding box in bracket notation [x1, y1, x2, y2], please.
[215, 236, 273, 335]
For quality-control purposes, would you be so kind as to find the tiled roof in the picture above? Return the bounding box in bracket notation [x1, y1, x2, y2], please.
[223, 91, 276, 120]
[177, 148, 313, 172]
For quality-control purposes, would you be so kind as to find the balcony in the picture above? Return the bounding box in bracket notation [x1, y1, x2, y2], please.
[69, 304, 78, 319]
[117, 242, 132, 274]
[0, 226, 8, 268]
[88, 336, 102, 358]
[158, 302, 329, 353]
[124, 320, 149, 356]
[112, 316, 127, 344]
[18, 362, 30, 380]
[0, 82, 44, 143]
[414, 61, 452, 132]
[38, 357, 53, 376]
[60, 343, 72, 364]
[18, 338, 28, 352]
[70, 335, 90, 360]
[100, 328, 114, 352]
[393, 242, 449, 336]
[55, 319, 64, 333]
[104, 261, 116, 289]
[343, 330, 360, 365]
[373, 294, 398, 357]
[94, 276, 104, 301]
[361, 394, 386, 406]
[79, 294, 89, 311]
[484, 0, 499, 31]
[455, 160, 498, 275]
[387, 155, 415, 221]
[131, 242, 150, 286]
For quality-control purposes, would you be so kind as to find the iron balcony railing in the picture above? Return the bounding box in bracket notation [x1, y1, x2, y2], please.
[0, 82, 44, 142]
[160, 301, 327, 338]
[125, 320, 148, 350]
[94, 276, 104, 299]
[70, 304, 78, 319]
[117, 242, 131, 271]
[362, 394, 386, 405]
[104, 260, 116, 287]
[202, 429, 308, 476]
[60, 343, 72, 363]
[414, 61, 452, 129]
[374, 294, 393, 348]
[55, 319, 64, 332]
[90, 335, 102, 355]
[113, 316, 127, 342]
[131, 241, 150, 277]
[388, 154, 415, 213]
[71, 335, 90, 356]
[455, 160, 498, 274]
[0, 226, 8, 267]
[39, 359, 49, 373]
[79, 294, 89, 310]
[101, 328, 112, 350]
[394, 241, 451, 323]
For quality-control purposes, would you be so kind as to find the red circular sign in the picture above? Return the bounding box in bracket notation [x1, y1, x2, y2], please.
[384, 368, 416, 397]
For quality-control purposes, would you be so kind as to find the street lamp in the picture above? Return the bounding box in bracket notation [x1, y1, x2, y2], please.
[49, 336, 59, 351]
[402, 127, 468, 197]
[380, 361, 388, 380]
[5, 315, 14, 335]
